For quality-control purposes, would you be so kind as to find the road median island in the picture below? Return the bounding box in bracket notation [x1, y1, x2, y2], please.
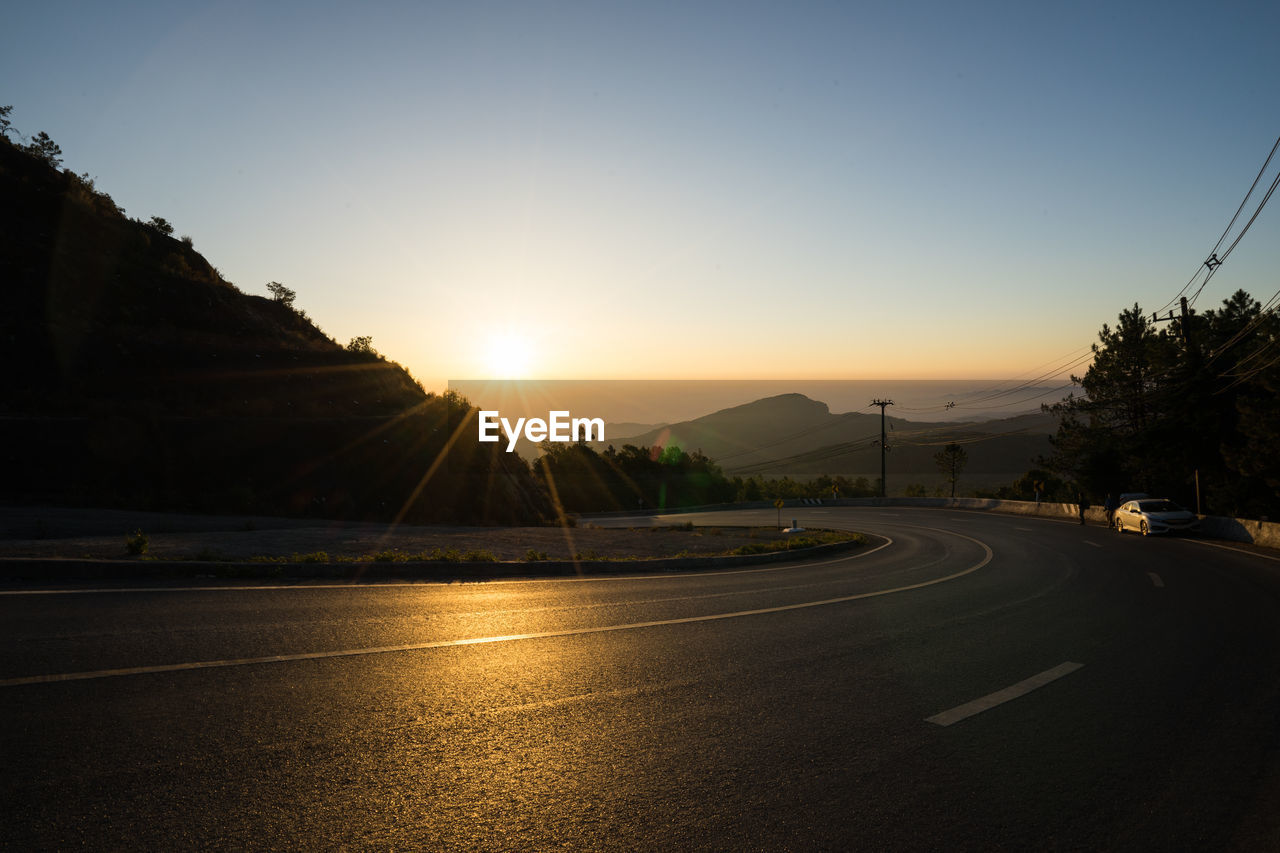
[0, 524, 872, 582]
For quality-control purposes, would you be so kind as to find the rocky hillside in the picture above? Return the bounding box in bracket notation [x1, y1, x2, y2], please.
[0, 134, 550, 524]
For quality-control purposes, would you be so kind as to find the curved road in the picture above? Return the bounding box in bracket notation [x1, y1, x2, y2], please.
[4, 507, 1280, 850]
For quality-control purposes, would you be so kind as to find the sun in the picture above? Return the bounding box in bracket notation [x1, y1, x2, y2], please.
[482, 331, 535, 378]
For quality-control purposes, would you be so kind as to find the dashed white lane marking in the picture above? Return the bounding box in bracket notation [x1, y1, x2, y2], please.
[926, 662, 1084, 727]
[1148, 572, 1165, 588]
[0, 531, 993, 688]
[1083, 540, 1102, 548]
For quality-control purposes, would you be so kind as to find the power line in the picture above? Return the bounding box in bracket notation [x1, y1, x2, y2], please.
[709, 405, 877, 464]
[891, 347, 1096, 416]
[729, 432, 883, 476]
[1157, 133, 1280, 315]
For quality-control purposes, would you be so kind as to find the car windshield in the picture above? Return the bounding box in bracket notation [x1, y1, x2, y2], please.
[1138, 500, 1182, 513]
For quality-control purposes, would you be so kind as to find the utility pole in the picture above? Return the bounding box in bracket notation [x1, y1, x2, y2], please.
[871, 399, 894, 497]
[1152, 296, 1194, 348]
[1153, 297, 1199, 509]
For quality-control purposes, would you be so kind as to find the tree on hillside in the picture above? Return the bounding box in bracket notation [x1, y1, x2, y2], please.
[0, 105, 12, 139]
[934, 442, 968, 497]
[535, 441, 735, 512]
[147, 216, 175, 235]
[266, 281, 296, 308]
[23, 131, 62, 168]
[981, 468, 1068, 502]
[1045, 291, 1280, 516]
[347, 335, 377, 356]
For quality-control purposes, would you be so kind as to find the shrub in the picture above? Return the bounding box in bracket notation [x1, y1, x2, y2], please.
[347, 335, 375, 354]
[125, 529, 148, 556]
[524, 549, 549, 562]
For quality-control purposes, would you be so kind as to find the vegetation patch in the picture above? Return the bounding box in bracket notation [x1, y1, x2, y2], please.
[205, 527, 863, 564]
[124, 529, 148, 556]
[729, 530, 866, 555]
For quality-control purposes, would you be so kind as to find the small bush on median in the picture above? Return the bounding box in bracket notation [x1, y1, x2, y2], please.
[125, 529, 148, 556]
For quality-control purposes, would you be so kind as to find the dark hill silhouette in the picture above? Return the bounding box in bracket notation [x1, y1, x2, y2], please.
[601, 393, 1055, 479]
[0, 134, 549, 524]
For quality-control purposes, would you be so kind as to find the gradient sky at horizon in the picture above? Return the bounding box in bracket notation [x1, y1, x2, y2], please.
[5, 1, 1279, 395]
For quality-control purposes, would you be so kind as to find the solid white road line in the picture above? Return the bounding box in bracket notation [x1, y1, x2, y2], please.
[0, 539, 895, 595]
[925, 661, 1084, 727]
[1188, 539, 1280, 563]
[0, 531, 993, 688]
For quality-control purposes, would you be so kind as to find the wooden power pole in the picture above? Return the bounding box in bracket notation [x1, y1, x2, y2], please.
[872, 399, 894, 497]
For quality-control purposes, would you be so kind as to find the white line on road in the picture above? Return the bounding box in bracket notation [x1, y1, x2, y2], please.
[925, 662, 1084, 727]
[1148, 572, 1165, 588]
[1188, 539, 1280, 563]
[1083, 541, 1102, 548]
[0, 540, 895, 596]
[0, 530, 993, 688]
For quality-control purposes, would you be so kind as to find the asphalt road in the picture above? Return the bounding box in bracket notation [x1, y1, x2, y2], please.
[5, 507, 1280, 850]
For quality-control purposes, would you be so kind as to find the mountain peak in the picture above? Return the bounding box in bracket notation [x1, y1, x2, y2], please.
[701, 393, 830, 422]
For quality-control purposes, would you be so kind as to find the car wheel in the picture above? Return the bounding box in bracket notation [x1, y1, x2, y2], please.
[1115, 517, 1124, 533]
[1140, 520, 1149, 536]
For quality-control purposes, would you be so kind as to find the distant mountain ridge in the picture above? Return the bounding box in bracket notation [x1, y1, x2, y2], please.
[598, 392, 1055, 479]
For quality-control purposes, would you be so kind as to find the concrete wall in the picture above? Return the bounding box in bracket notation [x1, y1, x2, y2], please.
[588, 497, 1280, 550]
[808, 497, 1280, 549]
[1196, 515, 1280, 549]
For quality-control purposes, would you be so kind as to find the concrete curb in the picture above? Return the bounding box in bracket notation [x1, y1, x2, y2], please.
[0, 536, 869, 582]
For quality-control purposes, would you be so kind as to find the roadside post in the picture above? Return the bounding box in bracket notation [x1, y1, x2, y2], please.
[774, 498, 784, 529]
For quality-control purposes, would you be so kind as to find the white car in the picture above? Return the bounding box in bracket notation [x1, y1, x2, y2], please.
[1113, 498, 1200, 536]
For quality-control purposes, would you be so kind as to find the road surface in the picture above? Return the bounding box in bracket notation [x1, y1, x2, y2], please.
[4, 506, 1280, 850]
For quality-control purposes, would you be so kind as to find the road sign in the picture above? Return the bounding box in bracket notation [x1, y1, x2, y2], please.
[774, 499, 785, 508]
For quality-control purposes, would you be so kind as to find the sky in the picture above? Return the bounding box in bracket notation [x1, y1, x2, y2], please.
[5, 0, 1280, 397]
